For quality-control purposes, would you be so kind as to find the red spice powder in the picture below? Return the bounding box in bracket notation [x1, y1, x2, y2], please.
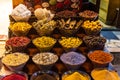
[2, 74, 26, 80]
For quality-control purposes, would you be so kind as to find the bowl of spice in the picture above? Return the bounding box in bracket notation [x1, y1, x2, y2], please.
[2, 52, 29, 71]
[32, 52, 58, 70]
[82, 20, 102, 35]
[88, 50, 114, 68]
[30, 70, 59, 80]
[59, 37, 82, 52]
[58, 18, 83, 37]
[9, 22, 32, 36]
[79, 10, 98, 21]
[62, 70, 91, 80]
[60, 51, 86, 70]
[83, 36, 106, 50]
[5, 36, 30, 53]
[1, 71, 28, 80]
[91, 68, 120, 80]
[32, 20, 56, 36]
[32, 36, 56, 52]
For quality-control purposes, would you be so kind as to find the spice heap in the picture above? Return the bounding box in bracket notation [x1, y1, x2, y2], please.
[9, 22, 32, 36]
[55, 10, 76, 18]
[32, 19, 57, 36]
[88, 50, 113, 65]
[5, 36, 30, 52]
[2, 53, 29, 66]
[82, 20, 102, 35]
[79, 10, 98, 19]
[91, 69, 120, 80]
[32, 36, 56, 52]
[2, 73, 27, 80]
[60, 51, 86, 69]
[62, 72, 89, 80]
[32, 52, 58, 65]
[59, 37, 82, 49]
[83, 36, 106, 50]
[60, 52, 86, 65]
[6, 37, 30, 47]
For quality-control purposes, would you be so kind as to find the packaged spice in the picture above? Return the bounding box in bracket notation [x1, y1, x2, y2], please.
[11, 4, 31, 22]
[34, 8, 54, 21]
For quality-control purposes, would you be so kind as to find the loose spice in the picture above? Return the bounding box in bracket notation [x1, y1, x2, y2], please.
[6, 37, 30, 47]
[88, 50, 113, 64]
[2, 53, 29, 66]
[60, 51, 86, 65]
[63, 72, 87, 80]
[32, 52, 58, 65]
[91, 69, 120, 80]
[2, 74, 26, 80]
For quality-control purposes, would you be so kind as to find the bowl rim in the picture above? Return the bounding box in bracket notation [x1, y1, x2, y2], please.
[30, 70, 59, 80]
[32, 37, 57, 47]
[6, 36, 31, 47]
[1, 71, 28, 80]
[87, 51, 114, 64]
[2, 53, 29, 66]
[58, 37, 83, 48]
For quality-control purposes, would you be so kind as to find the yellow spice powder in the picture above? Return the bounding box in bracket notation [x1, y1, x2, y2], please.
[64, 72, 87, 80]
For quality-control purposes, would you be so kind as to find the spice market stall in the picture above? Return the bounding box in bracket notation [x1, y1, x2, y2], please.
[0, 0, 120, 80]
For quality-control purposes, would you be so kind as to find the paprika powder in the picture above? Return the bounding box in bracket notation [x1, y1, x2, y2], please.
[2, 73, 27, 80]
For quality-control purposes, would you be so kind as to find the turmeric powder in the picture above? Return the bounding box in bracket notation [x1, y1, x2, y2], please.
[91, 69, 120, 80]
[62, 72, 88, 80]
